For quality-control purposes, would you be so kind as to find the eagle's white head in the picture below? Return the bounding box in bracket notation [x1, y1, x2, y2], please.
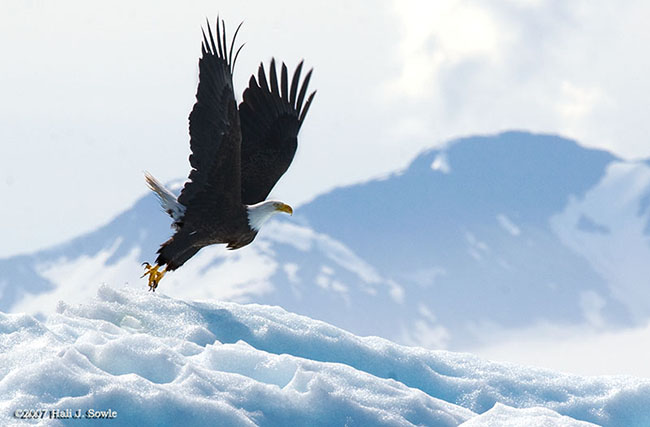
[246, 200, 293, 231]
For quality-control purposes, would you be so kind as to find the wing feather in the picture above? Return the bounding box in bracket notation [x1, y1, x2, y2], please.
[177, 18, 245, 229]
[238, 59, 316, 204]
[281, 63, 289, 102]
[269, 59, 280, 99]
[296, 68, 313, 113]
[289, 61, 303, 105]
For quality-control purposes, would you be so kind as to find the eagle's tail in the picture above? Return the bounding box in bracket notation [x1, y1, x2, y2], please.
[156, 235, 200, 271]
[144, 172, 186, 226]
[142, 233, 199, 291]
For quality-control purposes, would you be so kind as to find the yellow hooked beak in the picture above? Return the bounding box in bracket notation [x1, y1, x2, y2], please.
[277, 203, 293, 215]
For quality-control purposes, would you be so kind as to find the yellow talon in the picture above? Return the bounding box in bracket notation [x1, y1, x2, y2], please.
[141, 263, 167, 292]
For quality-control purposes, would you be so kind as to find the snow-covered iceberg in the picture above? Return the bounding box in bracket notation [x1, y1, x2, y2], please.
[1, 286, 648, 426]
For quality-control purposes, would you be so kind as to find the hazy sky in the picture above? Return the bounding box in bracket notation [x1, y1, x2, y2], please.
[2, 0, 650, 257]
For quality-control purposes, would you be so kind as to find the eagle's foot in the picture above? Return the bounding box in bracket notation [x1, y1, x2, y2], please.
[141, 262, 167, 292]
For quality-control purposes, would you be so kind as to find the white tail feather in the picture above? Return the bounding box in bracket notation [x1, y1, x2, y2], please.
[144, 172, 185, 224]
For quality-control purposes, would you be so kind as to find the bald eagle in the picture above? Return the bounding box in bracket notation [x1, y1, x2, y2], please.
[142, 18, 315, 290]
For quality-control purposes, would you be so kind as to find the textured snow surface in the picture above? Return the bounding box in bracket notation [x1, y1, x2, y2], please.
[459, 403, 598, 426]
[1, 287, 649, 426]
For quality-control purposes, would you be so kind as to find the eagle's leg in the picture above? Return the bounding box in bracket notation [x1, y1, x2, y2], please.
[141, 263, 167, 292]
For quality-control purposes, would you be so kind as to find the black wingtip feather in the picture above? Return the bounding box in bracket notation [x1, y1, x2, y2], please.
[201, 28, 210, 55]
[296, 68, 313, 112]
[216, 19, 224, 58]
[258, 63, 270, 92]
[201, 16, 246, 71]
[249, 60, 315, 120]
[232, 42, 245, 72]
[207, 19, 218, 56]
[289, 61, 304, 106]
[281, 63, 289, 102]
[220, 19, 227, 60]
[269, 59, 279, 95]
[299, 90, 316, 126]
[229, 21, 245, 71]
[248, 74, 258, 89]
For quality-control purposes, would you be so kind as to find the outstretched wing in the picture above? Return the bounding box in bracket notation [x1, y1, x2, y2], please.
[177, 19, 245, 225]
[238, 59, 316, 205]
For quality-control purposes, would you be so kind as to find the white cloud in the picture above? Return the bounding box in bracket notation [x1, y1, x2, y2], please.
[579, 290, 606, 328]
[496, 214, 521, 237]
[557, 81, 607, 121]
[403, 267, 447, 287]
[387, 0, 650, 161]
[401, 304, 451, 349]
[389, 0, 503, 99]
[3, 0, 650, 260]
[474, 320, 650, 378]
[283, 263, 300, 284]
[465, 231, 490, 261]
[387, 280, 406, 304]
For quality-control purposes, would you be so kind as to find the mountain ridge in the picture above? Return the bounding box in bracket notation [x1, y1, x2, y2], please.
[2, 131, 649, 351]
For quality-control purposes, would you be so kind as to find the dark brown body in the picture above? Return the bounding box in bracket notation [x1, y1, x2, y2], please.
[155, 205, 258, 271]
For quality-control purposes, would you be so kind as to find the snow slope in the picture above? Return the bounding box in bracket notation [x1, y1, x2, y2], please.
[1, 286, 648, 426]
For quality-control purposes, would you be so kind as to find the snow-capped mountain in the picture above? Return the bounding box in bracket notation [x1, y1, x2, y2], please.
[297, 131, 650, 346]
[3, 131, 650, 351]
[1, 286, 647, 426]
